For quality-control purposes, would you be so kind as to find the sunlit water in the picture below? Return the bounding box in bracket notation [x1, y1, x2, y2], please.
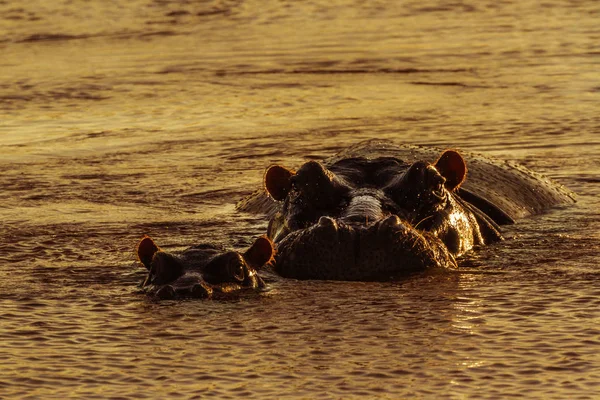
[1, 0, 599, 398]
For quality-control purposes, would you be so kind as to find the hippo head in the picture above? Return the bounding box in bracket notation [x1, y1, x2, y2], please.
[264, 150, 493, 280]
[137, 236, 274, 299]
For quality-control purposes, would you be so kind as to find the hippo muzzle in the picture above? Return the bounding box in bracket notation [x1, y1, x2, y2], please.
[276, 213, 456, 280]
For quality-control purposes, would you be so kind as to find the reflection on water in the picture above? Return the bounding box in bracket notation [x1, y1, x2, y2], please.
[1, 0, 599, 398]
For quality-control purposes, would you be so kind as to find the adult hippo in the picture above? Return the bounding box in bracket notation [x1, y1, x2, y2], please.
[137, 235, 274, 299]
[238, 140, 575, 280]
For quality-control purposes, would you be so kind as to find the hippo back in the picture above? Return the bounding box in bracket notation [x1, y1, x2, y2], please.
[238, 140, 575, 223]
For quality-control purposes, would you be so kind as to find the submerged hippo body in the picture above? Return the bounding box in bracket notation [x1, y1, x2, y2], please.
[137, 236, 274, 299]
[239, 140, 575, 281]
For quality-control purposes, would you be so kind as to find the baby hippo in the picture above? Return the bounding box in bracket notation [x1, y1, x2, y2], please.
[137, 235, 274, 299]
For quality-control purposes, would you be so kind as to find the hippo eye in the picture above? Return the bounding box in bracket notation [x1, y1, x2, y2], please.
[430, 182, 446, 201]
[203, 252, 246, 284]
[145, 252, 184, 286]
[428, 169, 446, 199]
[227, 260, 245, 282]
[287, 176, 301, 197]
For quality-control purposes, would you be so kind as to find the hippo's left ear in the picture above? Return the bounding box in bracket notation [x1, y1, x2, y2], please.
[265, 165, 295, 201]
[434, 150, 467, 191]
[137, 235, 160, 270]
[243, 236, 275, 269]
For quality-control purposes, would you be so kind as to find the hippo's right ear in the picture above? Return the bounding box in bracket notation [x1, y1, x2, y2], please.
[264, 165, 295, 201]
[434, 150, 467, 191]
[243, 236, 275, 269]
[137, 235, 160, 270]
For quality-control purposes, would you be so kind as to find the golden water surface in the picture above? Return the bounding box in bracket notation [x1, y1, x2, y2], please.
[1, 0, 599, 398]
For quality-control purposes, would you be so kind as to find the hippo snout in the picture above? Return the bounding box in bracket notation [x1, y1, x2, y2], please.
[152, 279, 213, 300]
[275, 216, 456, 281]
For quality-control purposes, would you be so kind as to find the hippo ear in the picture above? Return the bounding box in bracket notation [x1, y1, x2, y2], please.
[137, 235, 160, 270]
[434, 150, 467, 191]
[264, 165, 295, 201]
[243, 236, 275, 269]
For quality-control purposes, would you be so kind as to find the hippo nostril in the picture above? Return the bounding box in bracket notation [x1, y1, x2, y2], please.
[379, 215, 409, 235]
[318, 216, 338, 230]
[191, 283, 213, 298]
[156, 285, 176, 300]
[383, 215, 401, 226]
[227, 256, 246, 283]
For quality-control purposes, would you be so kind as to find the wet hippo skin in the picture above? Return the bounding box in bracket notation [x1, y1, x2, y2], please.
[137, 235, 274, 299]
[239, 140, 574, 281]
